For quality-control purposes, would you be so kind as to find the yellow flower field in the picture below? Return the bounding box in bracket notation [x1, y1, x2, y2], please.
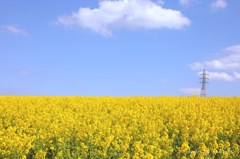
[0, 96, 240, 158]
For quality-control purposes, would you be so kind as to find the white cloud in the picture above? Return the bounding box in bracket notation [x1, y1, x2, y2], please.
[203, 57, 240, 70]
[57, 0, 190, 36]
[207, 71, 235, 81]
[1, 25, 28, 36]
[211, 0, 227, 9]
[180, 87, 200, 95]
[190, 44, 240, 82]
[190, 44, 240, 71]
[225, 45, 240, 53]
[196, 71, 239, 82]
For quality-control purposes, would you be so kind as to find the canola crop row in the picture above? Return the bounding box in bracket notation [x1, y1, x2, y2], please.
[0, 96, 240, 159]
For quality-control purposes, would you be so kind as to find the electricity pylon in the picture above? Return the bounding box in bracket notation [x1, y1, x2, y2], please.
[200, 69, 209, 97]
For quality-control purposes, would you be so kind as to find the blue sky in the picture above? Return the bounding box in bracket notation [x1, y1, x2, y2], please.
[0, 0, 240, 96]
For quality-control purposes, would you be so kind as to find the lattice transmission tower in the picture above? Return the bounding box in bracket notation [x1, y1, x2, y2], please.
[200, 69, 209, 97]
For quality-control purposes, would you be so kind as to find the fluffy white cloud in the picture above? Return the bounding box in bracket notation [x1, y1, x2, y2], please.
[191, 57, 240, 71]
[1, 25, 28, 36]
[191, 44, 240, 82]
[190, 45, 240, 71]
[225, 45, 240, 53]
[211, 0, 227, 9]
[196, 71, 240, 82]
[57, 0, 190, 36]
[201, 57, 240, 70]
[207, 71, 235, 81]
[180, 87, 200, 95]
